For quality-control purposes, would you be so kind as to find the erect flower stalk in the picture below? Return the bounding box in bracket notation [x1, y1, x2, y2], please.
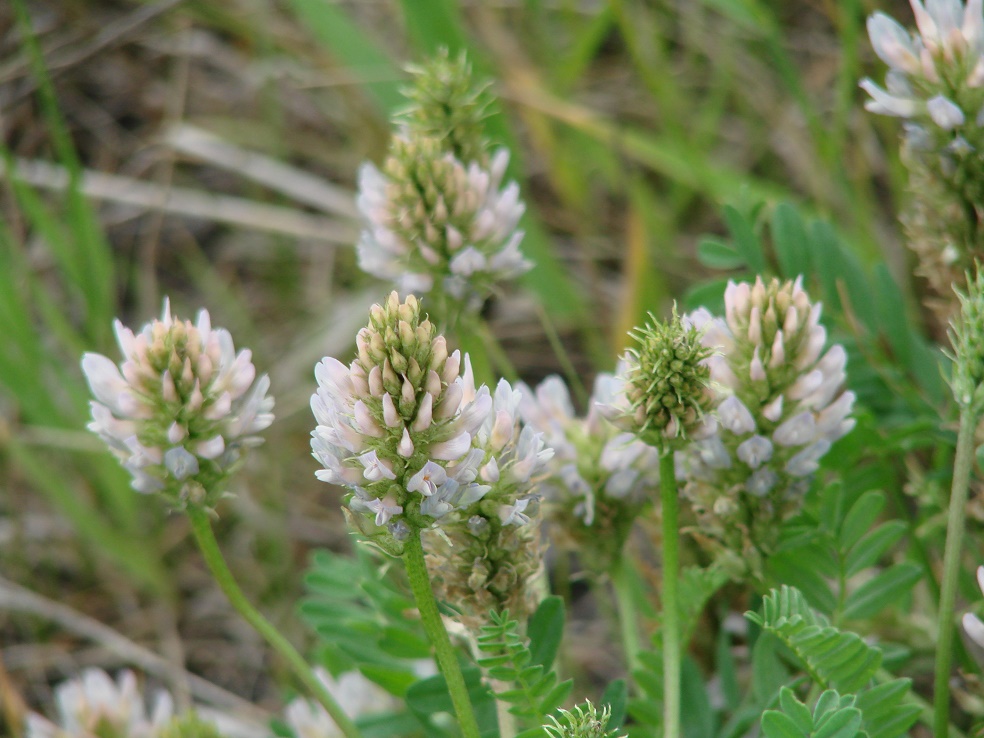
[311, 292, 552, 731]
[659, 451, 681, 738]
[404, 530, 482, 738]
[598, 309, 714, 738]
[935, 266, 984, 738]
[186, 506, 363, 738]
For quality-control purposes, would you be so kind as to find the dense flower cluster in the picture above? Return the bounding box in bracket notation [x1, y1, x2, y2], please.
[422, 375, 553, 627]
[863, 0, 984, 312]
[311, 293, 550, 561]
[600, 310, 716, 451]
[357, 138, 530, 313]
[26, 669, 175, 738]
[681, 278, 856, 573]
[517, 373, 660, 570]
[355, 49, 530, 316]
[862, 0, 984, 124]
[81, 299, 274, 506]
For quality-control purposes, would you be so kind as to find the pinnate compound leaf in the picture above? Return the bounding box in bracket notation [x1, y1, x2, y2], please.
[746, 586, 881, 693]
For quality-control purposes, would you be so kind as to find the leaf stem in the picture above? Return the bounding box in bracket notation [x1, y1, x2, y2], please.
[186, 506, 363, 738]
[610, 557, 643, 683]
[933, 408, 978, 738]
[402, 529, 482, 738]
[660, 451, 681, 738]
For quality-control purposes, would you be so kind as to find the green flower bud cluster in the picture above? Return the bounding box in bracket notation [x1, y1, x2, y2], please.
[601, 309, 715, 452]
[950, 264, 984, 412]
[543, 702, 626, 738]
[401, 48, 493, 164]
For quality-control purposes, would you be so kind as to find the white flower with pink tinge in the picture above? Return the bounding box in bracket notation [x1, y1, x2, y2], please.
[861, 0, 984, 132]
[963, 566, 984, 666]
[25, 669, 174, 738]
[81, 299, 273, 499]
[678, 277, 855, 565]
[356, 136, 531, 311]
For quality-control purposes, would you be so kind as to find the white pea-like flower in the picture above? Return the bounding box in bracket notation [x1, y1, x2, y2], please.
[356, 136, 531, 312]
[81, 299, 274, 505]
[517, 372, 660, 570]
[862, 0, 984, 124]
[963, 566, 984, 669]
[25, 669, 174, 738]
[680, 277, 855, 569]
[284, 669, 393, 738]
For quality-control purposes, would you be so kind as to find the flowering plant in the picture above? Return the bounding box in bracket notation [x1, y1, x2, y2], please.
[8, 14, 984, 738]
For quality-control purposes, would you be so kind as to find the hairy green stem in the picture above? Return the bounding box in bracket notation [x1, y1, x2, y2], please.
[660, 451, 681, 738]
[186, 507, 363, 738]
[402, 530, 482, 738]
[934, 409, 978, 738]
[611, 557, 643, 682]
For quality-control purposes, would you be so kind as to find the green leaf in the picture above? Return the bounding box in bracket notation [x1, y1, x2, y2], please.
[378, 626, 432, 659]
[286, 0, 403, 115]
[538, 679, 573, 715]
[399, 0, 468, 54]
[528, 596, 565, 670]
[854, 678, 920, 738]
[779, 687, 813, 733]
[601, 679, 628, 729]
[405, 668, 494, 722]
[716, 626, 740, 712]
[838, 490, 886, 551]
[747, 586, 881, 693]
[771, 202, 811, 279]
[697, 238, 745, 269]
[752, 632, 789, 704]
[761, 711, 807, 738]
[724, 205, 766, 274]
[842, 562, 922, 620]
[812, 707, 862, 738]
[873, 264, 913, 370]
[767, 547, 837, 614]
[681, 656, 714, 738]
[359, 665, 419, 697]
[844, 521, 907, 577]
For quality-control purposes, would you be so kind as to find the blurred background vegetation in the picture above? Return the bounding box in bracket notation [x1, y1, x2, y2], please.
[0, 0, 941, 724]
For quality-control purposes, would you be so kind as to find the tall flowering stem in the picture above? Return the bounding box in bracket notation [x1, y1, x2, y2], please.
[935, 266, 984, 738]
[659, 452, 681, 738]
[598, 309, 715, 738]
[186, 506, 362, 738]
[311, 292, 552, 733]
[403, 530, 482, 738]
[933, 410, 977, 738]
